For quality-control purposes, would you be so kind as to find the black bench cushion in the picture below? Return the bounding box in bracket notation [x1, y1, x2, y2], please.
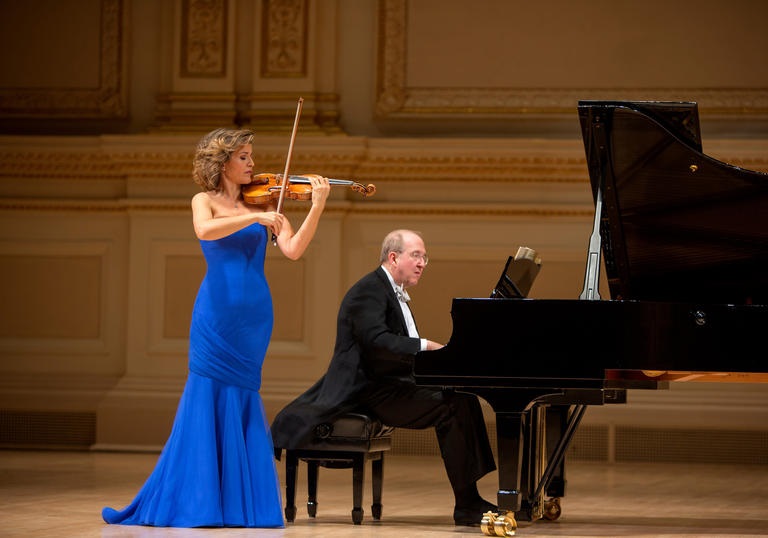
[314, 412, 394, 442]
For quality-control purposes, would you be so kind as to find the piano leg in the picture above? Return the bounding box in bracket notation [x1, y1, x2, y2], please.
[495, 405, 551, 523]
[494, 410, 525, 516]
[476, 388, 624, 533]
[476, 389, 592, 532]
[513, 403, 586, 523]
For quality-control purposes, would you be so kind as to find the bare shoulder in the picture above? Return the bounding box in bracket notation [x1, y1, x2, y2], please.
[191, 191, 213, 208]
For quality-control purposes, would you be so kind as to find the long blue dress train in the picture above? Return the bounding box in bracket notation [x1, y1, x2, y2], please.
[102, 223, 284, 527]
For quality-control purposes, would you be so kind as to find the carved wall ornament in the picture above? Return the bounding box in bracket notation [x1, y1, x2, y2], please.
[181, 0, 228, 77]
[261, 0, 307, 78]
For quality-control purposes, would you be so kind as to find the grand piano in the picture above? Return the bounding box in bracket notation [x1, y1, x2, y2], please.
[414, 100, 768, 535]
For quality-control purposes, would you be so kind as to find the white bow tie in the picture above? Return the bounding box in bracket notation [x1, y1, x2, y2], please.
[395, 286, 411, 303]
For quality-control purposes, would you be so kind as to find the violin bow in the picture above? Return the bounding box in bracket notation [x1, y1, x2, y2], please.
[272, 97, 304, 245]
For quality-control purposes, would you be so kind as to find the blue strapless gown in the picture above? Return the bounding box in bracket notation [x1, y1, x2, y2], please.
[102, 223, 284, 528]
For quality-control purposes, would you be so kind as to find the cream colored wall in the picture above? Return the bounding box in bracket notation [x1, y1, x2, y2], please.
[0, 0, 767, 451]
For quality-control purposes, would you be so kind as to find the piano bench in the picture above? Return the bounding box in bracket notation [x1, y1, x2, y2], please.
[280, 412, 394, 525]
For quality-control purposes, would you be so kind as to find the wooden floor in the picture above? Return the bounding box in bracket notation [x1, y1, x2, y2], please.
[2, 448, 768, 538]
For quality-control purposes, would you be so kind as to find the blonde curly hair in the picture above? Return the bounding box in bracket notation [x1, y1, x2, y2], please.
[192, 128, 255, 191]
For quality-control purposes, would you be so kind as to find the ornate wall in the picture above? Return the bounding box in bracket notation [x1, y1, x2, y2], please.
[1, 0, 767, 461]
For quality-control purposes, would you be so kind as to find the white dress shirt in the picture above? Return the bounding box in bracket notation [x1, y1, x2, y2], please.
[382, 267, 427, 351]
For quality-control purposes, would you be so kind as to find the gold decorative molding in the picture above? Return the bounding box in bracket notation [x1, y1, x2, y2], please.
[380, 87, 768, 117]
[343, 204, 592, 218]
[2, 136, 766, 182]
[0, 200, 129, 213]
[181, 0, 228, 77]
[355, 156, 588, 184]
[0, 153, 118, 179]
[260, 0, 308, 78]
[0, 0, 127, 119]
[2, 135, 766, 214]
[0, 198, 590, 218]
[375, 0, 768, 119]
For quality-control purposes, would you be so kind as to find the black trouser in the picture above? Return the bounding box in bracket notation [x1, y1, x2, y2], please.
[361, 381, 497, 492]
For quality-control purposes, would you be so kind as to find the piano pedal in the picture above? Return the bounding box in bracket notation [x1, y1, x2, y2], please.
[480, 511, 517, 536]
[543, 497, 562, 520]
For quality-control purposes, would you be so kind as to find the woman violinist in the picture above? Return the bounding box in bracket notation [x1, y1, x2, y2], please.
[101, 127, 330, 528]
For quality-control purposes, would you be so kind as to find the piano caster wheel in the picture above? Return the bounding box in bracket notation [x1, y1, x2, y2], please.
[481, 511, 517, 536]
[543, 497, 562, 521]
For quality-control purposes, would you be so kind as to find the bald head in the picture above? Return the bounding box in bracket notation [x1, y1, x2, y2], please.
[380, 229, 428, 289]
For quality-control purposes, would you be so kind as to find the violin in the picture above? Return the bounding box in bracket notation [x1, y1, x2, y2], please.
[242, 173, 376, 205]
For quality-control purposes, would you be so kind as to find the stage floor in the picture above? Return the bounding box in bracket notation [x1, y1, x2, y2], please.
[2, 448, 768, 537]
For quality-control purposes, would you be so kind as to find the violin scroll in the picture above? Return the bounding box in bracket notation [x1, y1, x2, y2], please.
[350, 182, 376, 197]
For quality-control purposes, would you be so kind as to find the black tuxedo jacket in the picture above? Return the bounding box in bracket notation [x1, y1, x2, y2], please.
[271, 266, 421, 450]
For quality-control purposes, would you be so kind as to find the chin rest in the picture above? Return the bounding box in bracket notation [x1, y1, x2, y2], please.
[278, 412, 394, 525]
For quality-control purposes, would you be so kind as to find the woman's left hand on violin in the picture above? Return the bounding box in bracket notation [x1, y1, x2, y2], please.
[303, 174, 331, 206]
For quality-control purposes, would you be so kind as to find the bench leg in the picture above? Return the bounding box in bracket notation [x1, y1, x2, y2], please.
[307, 460, 319, 517]
[371, 454, 384, 520]
[284, 451, 298, 523]
[351, 454, 365, 524]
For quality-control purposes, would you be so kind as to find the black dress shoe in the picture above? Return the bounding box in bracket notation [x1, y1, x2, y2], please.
[453, 498, 498, 526]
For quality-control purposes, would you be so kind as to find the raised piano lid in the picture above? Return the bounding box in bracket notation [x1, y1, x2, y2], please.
[578, 100, 768, 306]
